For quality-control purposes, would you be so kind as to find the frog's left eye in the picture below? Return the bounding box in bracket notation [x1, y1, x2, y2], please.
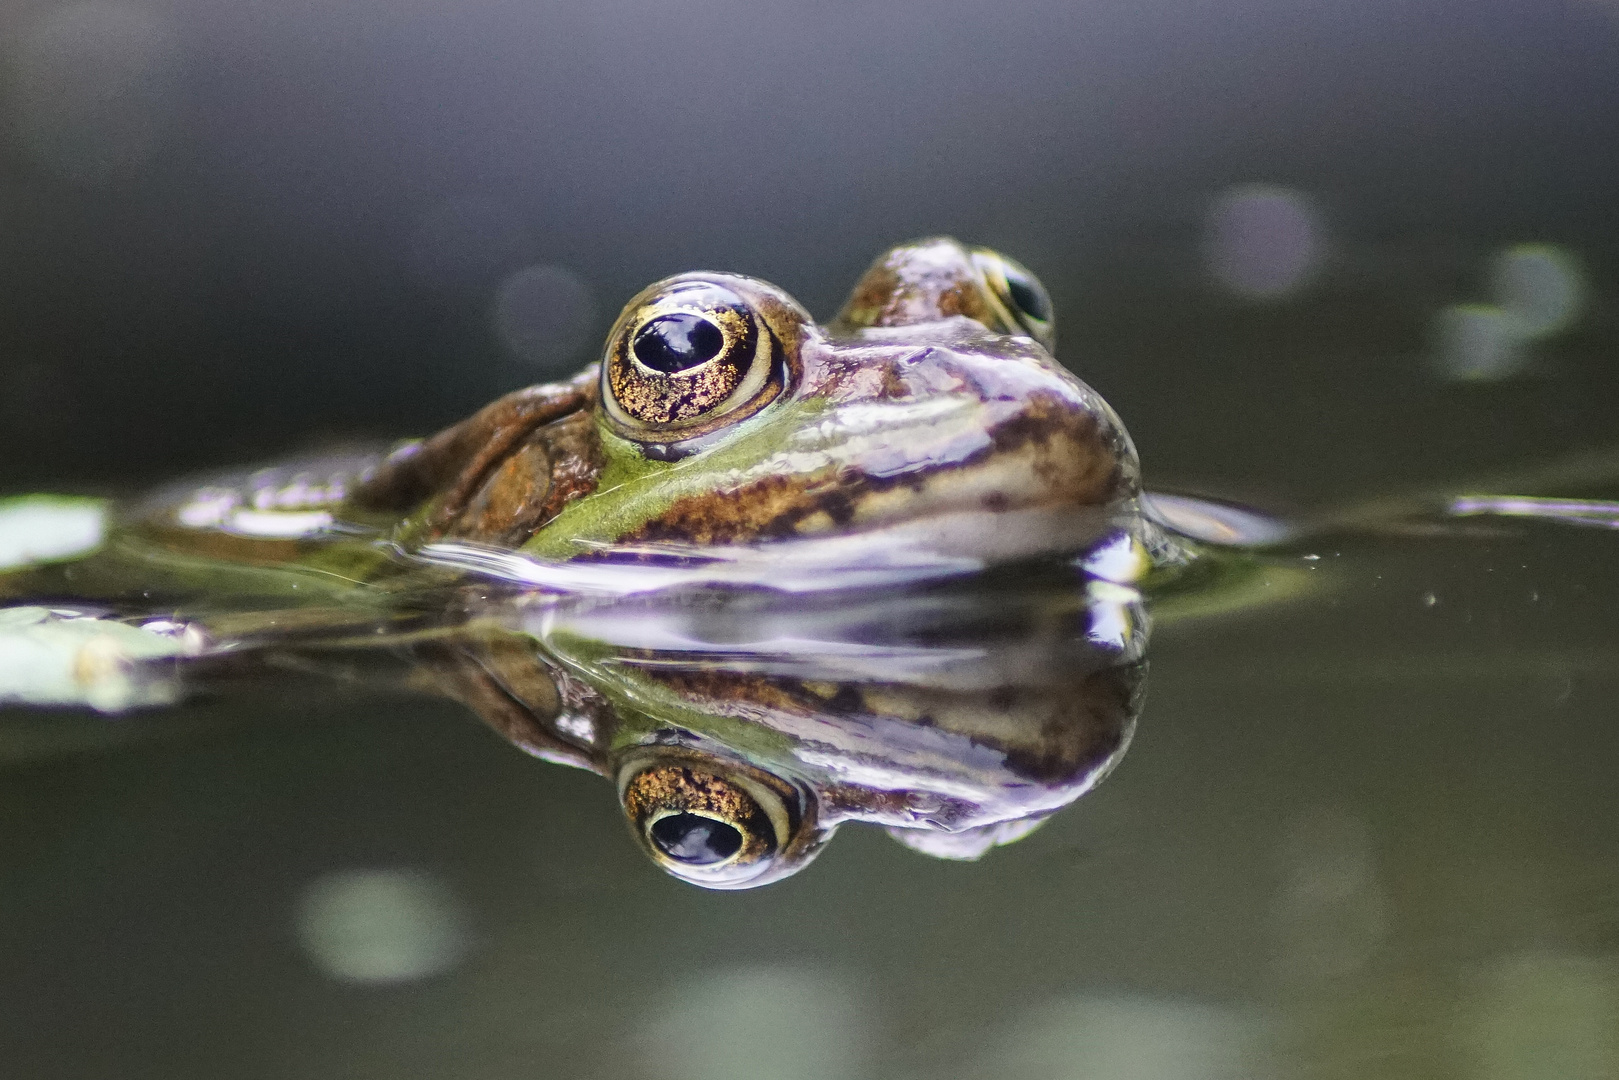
[972, 248, 1056, 351]
[617, 751, 821, 889]
[601, 276, 800, 443]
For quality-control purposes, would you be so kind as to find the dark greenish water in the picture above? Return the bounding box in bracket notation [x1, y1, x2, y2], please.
[4, 518, 1619, 1079]
[5, 0, 1619, 1073]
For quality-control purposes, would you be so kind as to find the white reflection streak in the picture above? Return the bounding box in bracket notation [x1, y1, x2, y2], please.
[1084, 580, 1140, 650]
[233, 509, 335, 537]
[416, 537, 981, 596]
[795, 748, 1014, 803]
[1080, 530, 1149, 583]
[550, 612, 981, 663]
[1451, 496, 1619, 529]
[1141, 492, 1296, 547]
[177, 497, 337, 538]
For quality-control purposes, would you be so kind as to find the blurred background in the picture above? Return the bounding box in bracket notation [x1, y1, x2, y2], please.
[1, 0, 1616, 501]
[3, 0, 1619, 1077]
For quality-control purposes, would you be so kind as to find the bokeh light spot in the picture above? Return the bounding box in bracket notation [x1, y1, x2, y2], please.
[295, 868, 470, 985]
[962, 994, 1262, 1079]
[1436, 303, 1525, 381]
[638, 967, 869, 1080]
[7, 2, 181, 186]
[1490, 243, 1584, 340]
[1204, 184, 1324, 299]
[1463, 951, 1619, 1080]
[1274, 808, 1385, 984]
[491, 264, 598, 372]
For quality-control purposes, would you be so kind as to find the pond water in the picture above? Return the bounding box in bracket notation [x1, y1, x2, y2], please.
[2, 504, 1617, 1080]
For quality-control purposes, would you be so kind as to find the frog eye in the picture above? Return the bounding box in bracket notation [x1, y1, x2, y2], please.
[617, 753, 813, 889]
[632, 313, 724, 373]
[972, 248, 1056, 351]
[600, 277, 795, 442]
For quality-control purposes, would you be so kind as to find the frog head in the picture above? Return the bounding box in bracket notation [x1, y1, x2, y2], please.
[522, 237, 1139, 563]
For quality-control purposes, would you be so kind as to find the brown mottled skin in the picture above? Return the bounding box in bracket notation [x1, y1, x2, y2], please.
[353, 367, 600, 543]
[446, 408, 605, 548]
[625, 389, 1127, 546]
[833, 241, 1014, 335]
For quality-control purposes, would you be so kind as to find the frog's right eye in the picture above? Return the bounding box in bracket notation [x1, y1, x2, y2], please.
[972, 248, 1056, 352]
[600, 275, 804, 444]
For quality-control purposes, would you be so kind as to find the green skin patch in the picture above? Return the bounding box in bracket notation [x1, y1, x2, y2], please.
[521, 396, 834, 560]
[540, 627, 800, 764]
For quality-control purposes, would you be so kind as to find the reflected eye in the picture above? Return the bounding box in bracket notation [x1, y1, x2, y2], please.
[617, 752, 814, 888]
[972, 248, 1056, 351]
[601, 277, 794, 442]
[649, 812, 744, 864]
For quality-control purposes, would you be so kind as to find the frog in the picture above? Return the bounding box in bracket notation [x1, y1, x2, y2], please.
[0, 237, 1203, 888]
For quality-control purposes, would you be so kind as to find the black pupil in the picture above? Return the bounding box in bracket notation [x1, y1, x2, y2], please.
[649, 813, 744, 864]
[632, 313, 724, 373]
[1005, 271, 1052, 324]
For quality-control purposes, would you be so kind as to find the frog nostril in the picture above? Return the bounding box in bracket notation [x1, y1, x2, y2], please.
[649, 813, 745, 864]
[633, 313, 724, 373]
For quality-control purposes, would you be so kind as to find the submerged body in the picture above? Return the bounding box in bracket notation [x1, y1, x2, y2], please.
[2, 239, 1180, 888]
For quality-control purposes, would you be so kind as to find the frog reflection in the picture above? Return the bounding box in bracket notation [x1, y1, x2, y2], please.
[432, 550, 1148, 888]
[0, 239, 1162, 888]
